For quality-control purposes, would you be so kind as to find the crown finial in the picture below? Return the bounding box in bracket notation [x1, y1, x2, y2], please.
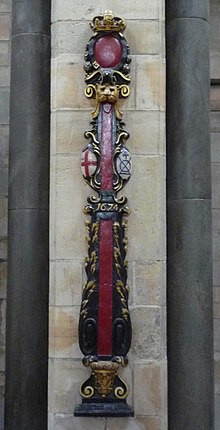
[91, 10, 126, 33]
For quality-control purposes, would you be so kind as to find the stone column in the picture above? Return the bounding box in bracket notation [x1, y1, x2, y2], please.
[166, 1, 214, 429]
[4, 1, 50, 429]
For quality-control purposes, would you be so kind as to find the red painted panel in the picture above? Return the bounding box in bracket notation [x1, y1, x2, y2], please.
[94, 36, 122, 68]
[100, 104, 113, 191]
[98, 220, 113, 356]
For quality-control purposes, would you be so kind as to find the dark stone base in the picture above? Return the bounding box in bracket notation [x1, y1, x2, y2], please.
[74, 402, 134, 417]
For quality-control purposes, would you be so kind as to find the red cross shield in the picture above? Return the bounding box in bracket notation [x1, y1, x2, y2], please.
[81, 148, 97, 178]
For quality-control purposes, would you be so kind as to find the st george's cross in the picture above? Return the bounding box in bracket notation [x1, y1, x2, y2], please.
[81, 148, 97, 178]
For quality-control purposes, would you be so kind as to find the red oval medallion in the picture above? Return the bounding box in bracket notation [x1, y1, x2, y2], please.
[94, 36, 122, 68]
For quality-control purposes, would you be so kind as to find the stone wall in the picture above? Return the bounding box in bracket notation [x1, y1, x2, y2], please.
[0, 0, 11, 428]
[211, 2, 220, 429]
[49, 1, 166, 429]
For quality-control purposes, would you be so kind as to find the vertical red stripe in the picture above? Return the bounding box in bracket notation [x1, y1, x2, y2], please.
[98, 220, 113, 356]
[100, 104, 113, 191]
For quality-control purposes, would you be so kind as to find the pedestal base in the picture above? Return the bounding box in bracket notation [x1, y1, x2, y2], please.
[74, 401, 134, 417]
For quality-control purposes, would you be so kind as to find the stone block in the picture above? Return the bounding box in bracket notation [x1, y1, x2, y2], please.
[55, 260, 82, 306]
[48, 358, 55, 412]
[215, 395, 220, 430]
[49, 306, 81, 359]
[52, 359, 88, 414]
[215, 353, 220, 395]
[213, 209, 220, 261]
[0, 198, 7, 237]
[52, 21, 92, 57]
[0, 240, 7, 261]
[0, 300, 6, 371]
[0, 125, 9, 166]
[214, 287, 220, 304]
[0, 263, 6, 299]
[51, 55, 92, 111]
[0, 166, 8, 196]
[0, 43, 9, 66]
[214, 319, 220, 352]
[0, 15, 10, 40]
[0, 66, 10, 86]
[126, 20, 160, 55]
[136, 56, 165, 111]
[210, 86, 220, 111]
[50, 155, 56, 261]
[211, 133, 220, 163]
[126, 155, 166, 261]
[211, 112, 220, 133]
[0, 87, 9, 124]
[54, 414, 106, 430]
[212, 163, 220, 209]
[213, 262, 220, 288]
[55, 155, 91, 260]
[0, 0, 11, 13]
[125, 111, 160, 155]
[214, 304, 220, 319]
[52, 0, 160, 22]
[106, 417, 161, 430]
[55, 111, 95, 155]
[48, 413, 54, 430]
[131, 306, 162, 360]
[135, 261, 166, 306]
[133, 361, 163, 416]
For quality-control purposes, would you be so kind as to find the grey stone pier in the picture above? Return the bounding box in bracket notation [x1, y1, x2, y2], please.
[4, 1, 51, 429]
[166, 1, 214, 429]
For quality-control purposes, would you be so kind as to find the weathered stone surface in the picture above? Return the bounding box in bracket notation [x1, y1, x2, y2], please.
[215, 394, 220, 430]
[212, 163, 220, 209]
[12, 0, 50, 35]
[0, 198, 7, 237]
[0, 167, 8, 196]
[213, 262, 220, 287]
[0, 240, 7, 261]
[52, 0, 160, 22]
[0, 125, 8, 166]
[135, 261, 166, 306]
[211, 10, 220, 80]
[125, 111, 161, 155]
[0, 0, 11, 13]
[213, 209, 220, 261]
[211, 112, 220, 133]
[55, 111, 94, 155]
[0, 43, 9, 66]
[134, 362, 161, 415]
[55, 261, 82, 306]
[0, 67, 10, 86]
[0, 87, 9, 124]
[126, 20, 160, 55]
[55, 155, 88, 260]
[106, 416, 161, 430]
[210, 86, 220, 111]
[131, 307, 162, 359]
[126, 156, 166, 261]
[0, 15, 10, 40]
[166, 0, 209, 20]
[50, 306, 81, 359]
[214, 319, 220, 352]
[52, 359, 87, 414]
[211, 133, 220, 163]
[0, 263, 6, 299]
[53, 413, 106, 430]
[136, 56, 165, 111]
[52, 21, 92, 57]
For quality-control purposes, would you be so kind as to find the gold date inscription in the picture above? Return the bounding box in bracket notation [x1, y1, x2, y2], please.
[96, 202, 118, 212]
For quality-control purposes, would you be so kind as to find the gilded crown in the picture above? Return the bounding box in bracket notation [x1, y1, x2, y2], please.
[91, 10, 126, 33]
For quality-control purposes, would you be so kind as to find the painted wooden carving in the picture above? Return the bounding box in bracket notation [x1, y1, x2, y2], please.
[74, 11, 133, 417]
